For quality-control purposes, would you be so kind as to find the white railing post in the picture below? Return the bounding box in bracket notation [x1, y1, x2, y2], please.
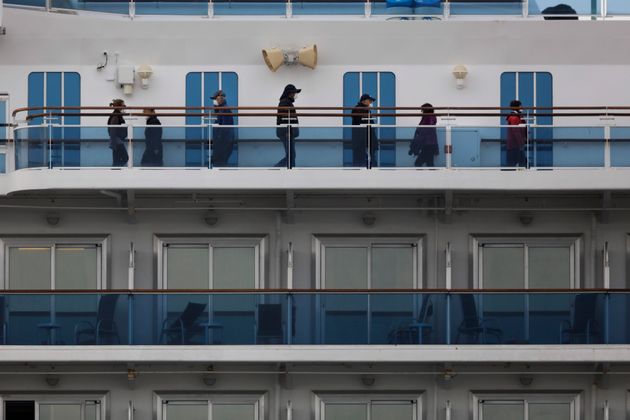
[522, 0, 529, 18]
[445, 125, 452, 168]
[601, 0, 607, 19]
[286, 0, 292, 18]
[365, 0, 372, 18]
[127, 125, 133, 168]
[208, 0, 214, 17]
[129, 0, 135, 19]
[444, 0, 450, 19]
[604, 123, 611, 168]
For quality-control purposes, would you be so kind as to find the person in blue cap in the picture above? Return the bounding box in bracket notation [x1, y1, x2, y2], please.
[210, 90, 234, 167]
[275, 84, 301, 168]
[351, 93, 378, 167]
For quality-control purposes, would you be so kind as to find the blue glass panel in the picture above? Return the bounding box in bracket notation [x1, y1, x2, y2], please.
[135, 1, 207, 15]
[0, 154, 5, 174]
[220, 72, 239, 166]
[293, 2, 365, 15]
[50, 0, 130, 14]
[500, 72, 516, 165]
[388, 126, 446, 168]
[185, 72, 205, 167]
[610, 127, 630, 167]
[534, 72, 553, 167]
[62, 73, 81, 167]
[449, 1, 522, 15]
[378, 72, 396, 167]
[531, 127, 605, 167]
[213, 1, 286, 15]
[27, 72, 45, 126]
[5, 0, 45, 7]
[607, 0, 630, 15]
[343, 72, 360, 166]
[532, 0, 599, 15]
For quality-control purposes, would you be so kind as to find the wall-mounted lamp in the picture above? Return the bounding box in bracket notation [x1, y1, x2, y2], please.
[603, 400, 610, 420]
[45, 375, 60, 387]
[136, 65, 153, 89]
[204, 211, 219, 226]
[117, 65, 135, 95]
[361, 376, 376, 386]
[202, 374, 217, 386]
[262, 45, 318, 72]
[45, 212, 61, 226]
[361, 212, 376, 227]
[445, 400, 452, 420]
[518, 375, 534, 386]
[452, 65, 468, 89]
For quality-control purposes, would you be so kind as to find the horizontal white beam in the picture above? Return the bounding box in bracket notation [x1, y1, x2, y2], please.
[2, 168, 630, 196]
[1, 345, 630, 363]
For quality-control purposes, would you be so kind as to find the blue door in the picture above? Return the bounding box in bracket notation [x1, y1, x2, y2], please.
[185, 72, 238, 167]
[500, 72, 553, 167]
[27, 72, 81, 168]
[343, 72, 396, 167]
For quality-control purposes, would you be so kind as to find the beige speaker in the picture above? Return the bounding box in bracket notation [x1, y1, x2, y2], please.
[298, 44, 318, 69]
[262, 48, 285, 72]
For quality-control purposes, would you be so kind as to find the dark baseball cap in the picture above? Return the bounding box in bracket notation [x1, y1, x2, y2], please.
[360, 93, 376, 102]
[211, 90, 226, 99]
[283, 84, 302, 94]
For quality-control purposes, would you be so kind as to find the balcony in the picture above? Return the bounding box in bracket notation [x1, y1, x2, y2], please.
[3, 0, 630, 20]
[3, 106, 630, 194]
[1, 291, 628, 347]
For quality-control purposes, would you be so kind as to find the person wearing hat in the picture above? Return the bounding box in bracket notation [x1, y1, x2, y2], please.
[409, 103, 439, 167]
[351, 93, 378, 167]
[210, 90, 235, 167]
[107, 99, 129, 167]
[275, 84, 301, 168]
[140, 108, 163, 167]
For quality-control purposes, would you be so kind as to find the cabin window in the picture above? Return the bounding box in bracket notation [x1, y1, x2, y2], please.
[156, 236, 266, 289]
[315, 393, 422, 420]
[184, 72, 239, 167]
[474, 393, 579, 420]
[314, 236, 423, 289]
[473, 236, 580, 289]
[343, 72, 396, 166]
[3, 396, 104, 420]
[26, 72, 81, 168]
[1, 238, 107, 290]
[157, 393, 263, 420]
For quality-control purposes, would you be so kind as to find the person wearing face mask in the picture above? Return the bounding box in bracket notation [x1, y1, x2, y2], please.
[140, 108, 163, 167]
[351, 93, 378, 168]
[275, 84, 301, 168]
[210, 90, 235, 167]
[107, 99, 129, 167]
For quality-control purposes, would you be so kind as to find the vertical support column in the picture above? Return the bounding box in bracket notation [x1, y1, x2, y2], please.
[604, 123, 611, 168]
[443, 0, 450, 19]
[444, 125, 452, 168]
[522, 0, 528, 17]
[127, 125, 133, 168]
[208, 118, 213, 169]
[286, 0, 292, 18]
[445, 242, 452, 289]
[129, 0, 136, 19]
[365, 0, 372, 18]
[47, 113, 53, 169]
[208, 0, 214, 17]
[287, 242, 294, 289]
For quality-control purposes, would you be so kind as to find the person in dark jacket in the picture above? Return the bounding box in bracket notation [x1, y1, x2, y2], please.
[140, 108, 163, 167]
[506, 99, 527, 167]
[107, 99, 129, 167]
[351, 93, 377, 167]
[275, 84, 300, 168]
[210, 90, 235, 167]
[409, 103, 438, 167]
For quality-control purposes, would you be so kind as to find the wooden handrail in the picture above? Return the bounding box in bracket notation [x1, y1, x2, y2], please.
[0, 288, 627, 294]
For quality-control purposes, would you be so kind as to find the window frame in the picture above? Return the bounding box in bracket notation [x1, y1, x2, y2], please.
[155, 235, 267, 290]
[472, 236, 581, 289]
[0, 392, 107, 420]
[472, 392, 580, 420]
[313, 236, 424, 289]
[0, 236, 108, 290]
[154, 392, 265, 420]
[313, 392, 423, 420]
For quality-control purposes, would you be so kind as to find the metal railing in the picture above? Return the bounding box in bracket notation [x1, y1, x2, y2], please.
[0, 290, 626, 346]
[3, 0, 626, 20]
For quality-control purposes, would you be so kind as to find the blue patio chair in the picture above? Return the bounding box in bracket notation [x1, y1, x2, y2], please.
[386, 0, 414, 15]
[388, 295, 434, 344]
[455, 294, 502, 344]
[414, 0, 441, 16]
[560, 294, 601, 344]
[74, 294, 121, 345]
[160, 302, 207, 345]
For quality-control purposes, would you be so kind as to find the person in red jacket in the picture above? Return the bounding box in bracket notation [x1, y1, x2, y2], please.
[506, 99, 527, 167]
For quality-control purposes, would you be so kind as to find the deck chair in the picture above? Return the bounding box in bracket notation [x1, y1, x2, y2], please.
[74, 294, 121, 345]
[560, 294, 601, 344]
[160, 302, 207, 345]
[256, 303, 284, 344]
[455, 294, 502, 344]
[388, 295, 434, 344]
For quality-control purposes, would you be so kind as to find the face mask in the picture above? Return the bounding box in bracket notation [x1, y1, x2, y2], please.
[213, 99, 219, 106]
[293, 94, 299, 100]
